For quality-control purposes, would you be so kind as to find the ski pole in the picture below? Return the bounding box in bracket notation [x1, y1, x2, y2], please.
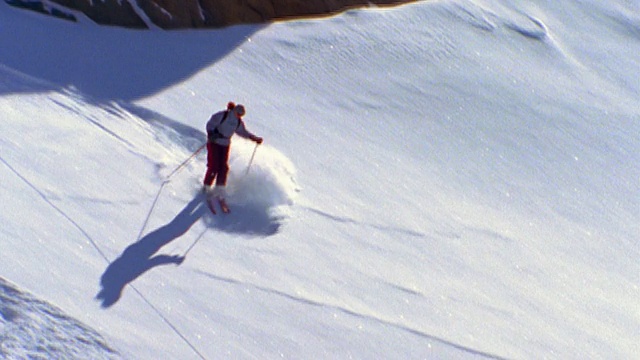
[165, 143, 206, 181]
[137, 144, 205, 240]
[245, 143, 259, 176]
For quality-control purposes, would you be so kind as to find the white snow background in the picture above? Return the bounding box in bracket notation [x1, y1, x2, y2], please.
[0, 0, 638, 358]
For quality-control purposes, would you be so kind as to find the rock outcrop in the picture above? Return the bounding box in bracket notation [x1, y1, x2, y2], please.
[7, 0, 413, 29]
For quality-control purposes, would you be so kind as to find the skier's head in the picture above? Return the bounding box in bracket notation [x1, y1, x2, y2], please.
[227, 101, 235, 110]
[233, 104, 246, 117]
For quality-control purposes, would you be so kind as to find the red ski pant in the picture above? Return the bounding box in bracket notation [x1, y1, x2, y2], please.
[203, 142, 230, 187]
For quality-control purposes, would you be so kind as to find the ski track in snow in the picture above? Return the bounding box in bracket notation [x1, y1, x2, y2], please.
[193, 269, 507, 359]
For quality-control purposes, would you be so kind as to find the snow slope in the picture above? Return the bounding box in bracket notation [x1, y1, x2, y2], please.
[1, 0, 638, 359]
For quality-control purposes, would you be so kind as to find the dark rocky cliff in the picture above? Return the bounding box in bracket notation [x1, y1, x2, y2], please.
[7, 0, 413, 29]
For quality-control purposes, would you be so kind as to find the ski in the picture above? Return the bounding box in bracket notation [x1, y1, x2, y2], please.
[218, 197, 230, 214]
[205, 196, 217, 214]
[204, 195, 229, 214]
[202, 186, 229, 214]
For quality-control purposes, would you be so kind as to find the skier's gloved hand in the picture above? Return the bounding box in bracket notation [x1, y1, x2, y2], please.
[252, 136, 263, 145]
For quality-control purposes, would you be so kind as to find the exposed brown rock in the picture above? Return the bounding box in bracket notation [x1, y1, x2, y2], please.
[51, 0, 147, 28]
[46, 0, 413, 29]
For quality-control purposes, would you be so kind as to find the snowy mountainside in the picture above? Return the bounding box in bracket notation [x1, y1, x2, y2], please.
[0, 277, 118, 359]
[0, 63, 297, 358]
[1, 0, 639, 359]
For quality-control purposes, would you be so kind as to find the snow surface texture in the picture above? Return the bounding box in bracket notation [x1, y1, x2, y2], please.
[0, 277, 119, 359]
[0, 0, 638, 359]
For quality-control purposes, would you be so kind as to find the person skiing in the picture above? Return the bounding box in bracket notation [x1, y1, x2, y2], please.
[203, 101, 263, 201]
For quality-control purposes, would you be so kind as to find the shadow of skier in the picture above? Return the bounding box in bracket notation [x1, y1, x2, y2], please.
[96, 194, 207, 308]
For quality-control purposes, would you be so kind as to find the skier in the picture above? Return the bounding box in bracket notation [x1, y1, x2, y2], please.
[203, 102, 263, 202]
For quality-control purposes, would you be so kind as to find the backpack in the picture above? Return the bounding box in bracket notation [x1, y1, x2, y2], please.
[208, 110, 240, 142]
